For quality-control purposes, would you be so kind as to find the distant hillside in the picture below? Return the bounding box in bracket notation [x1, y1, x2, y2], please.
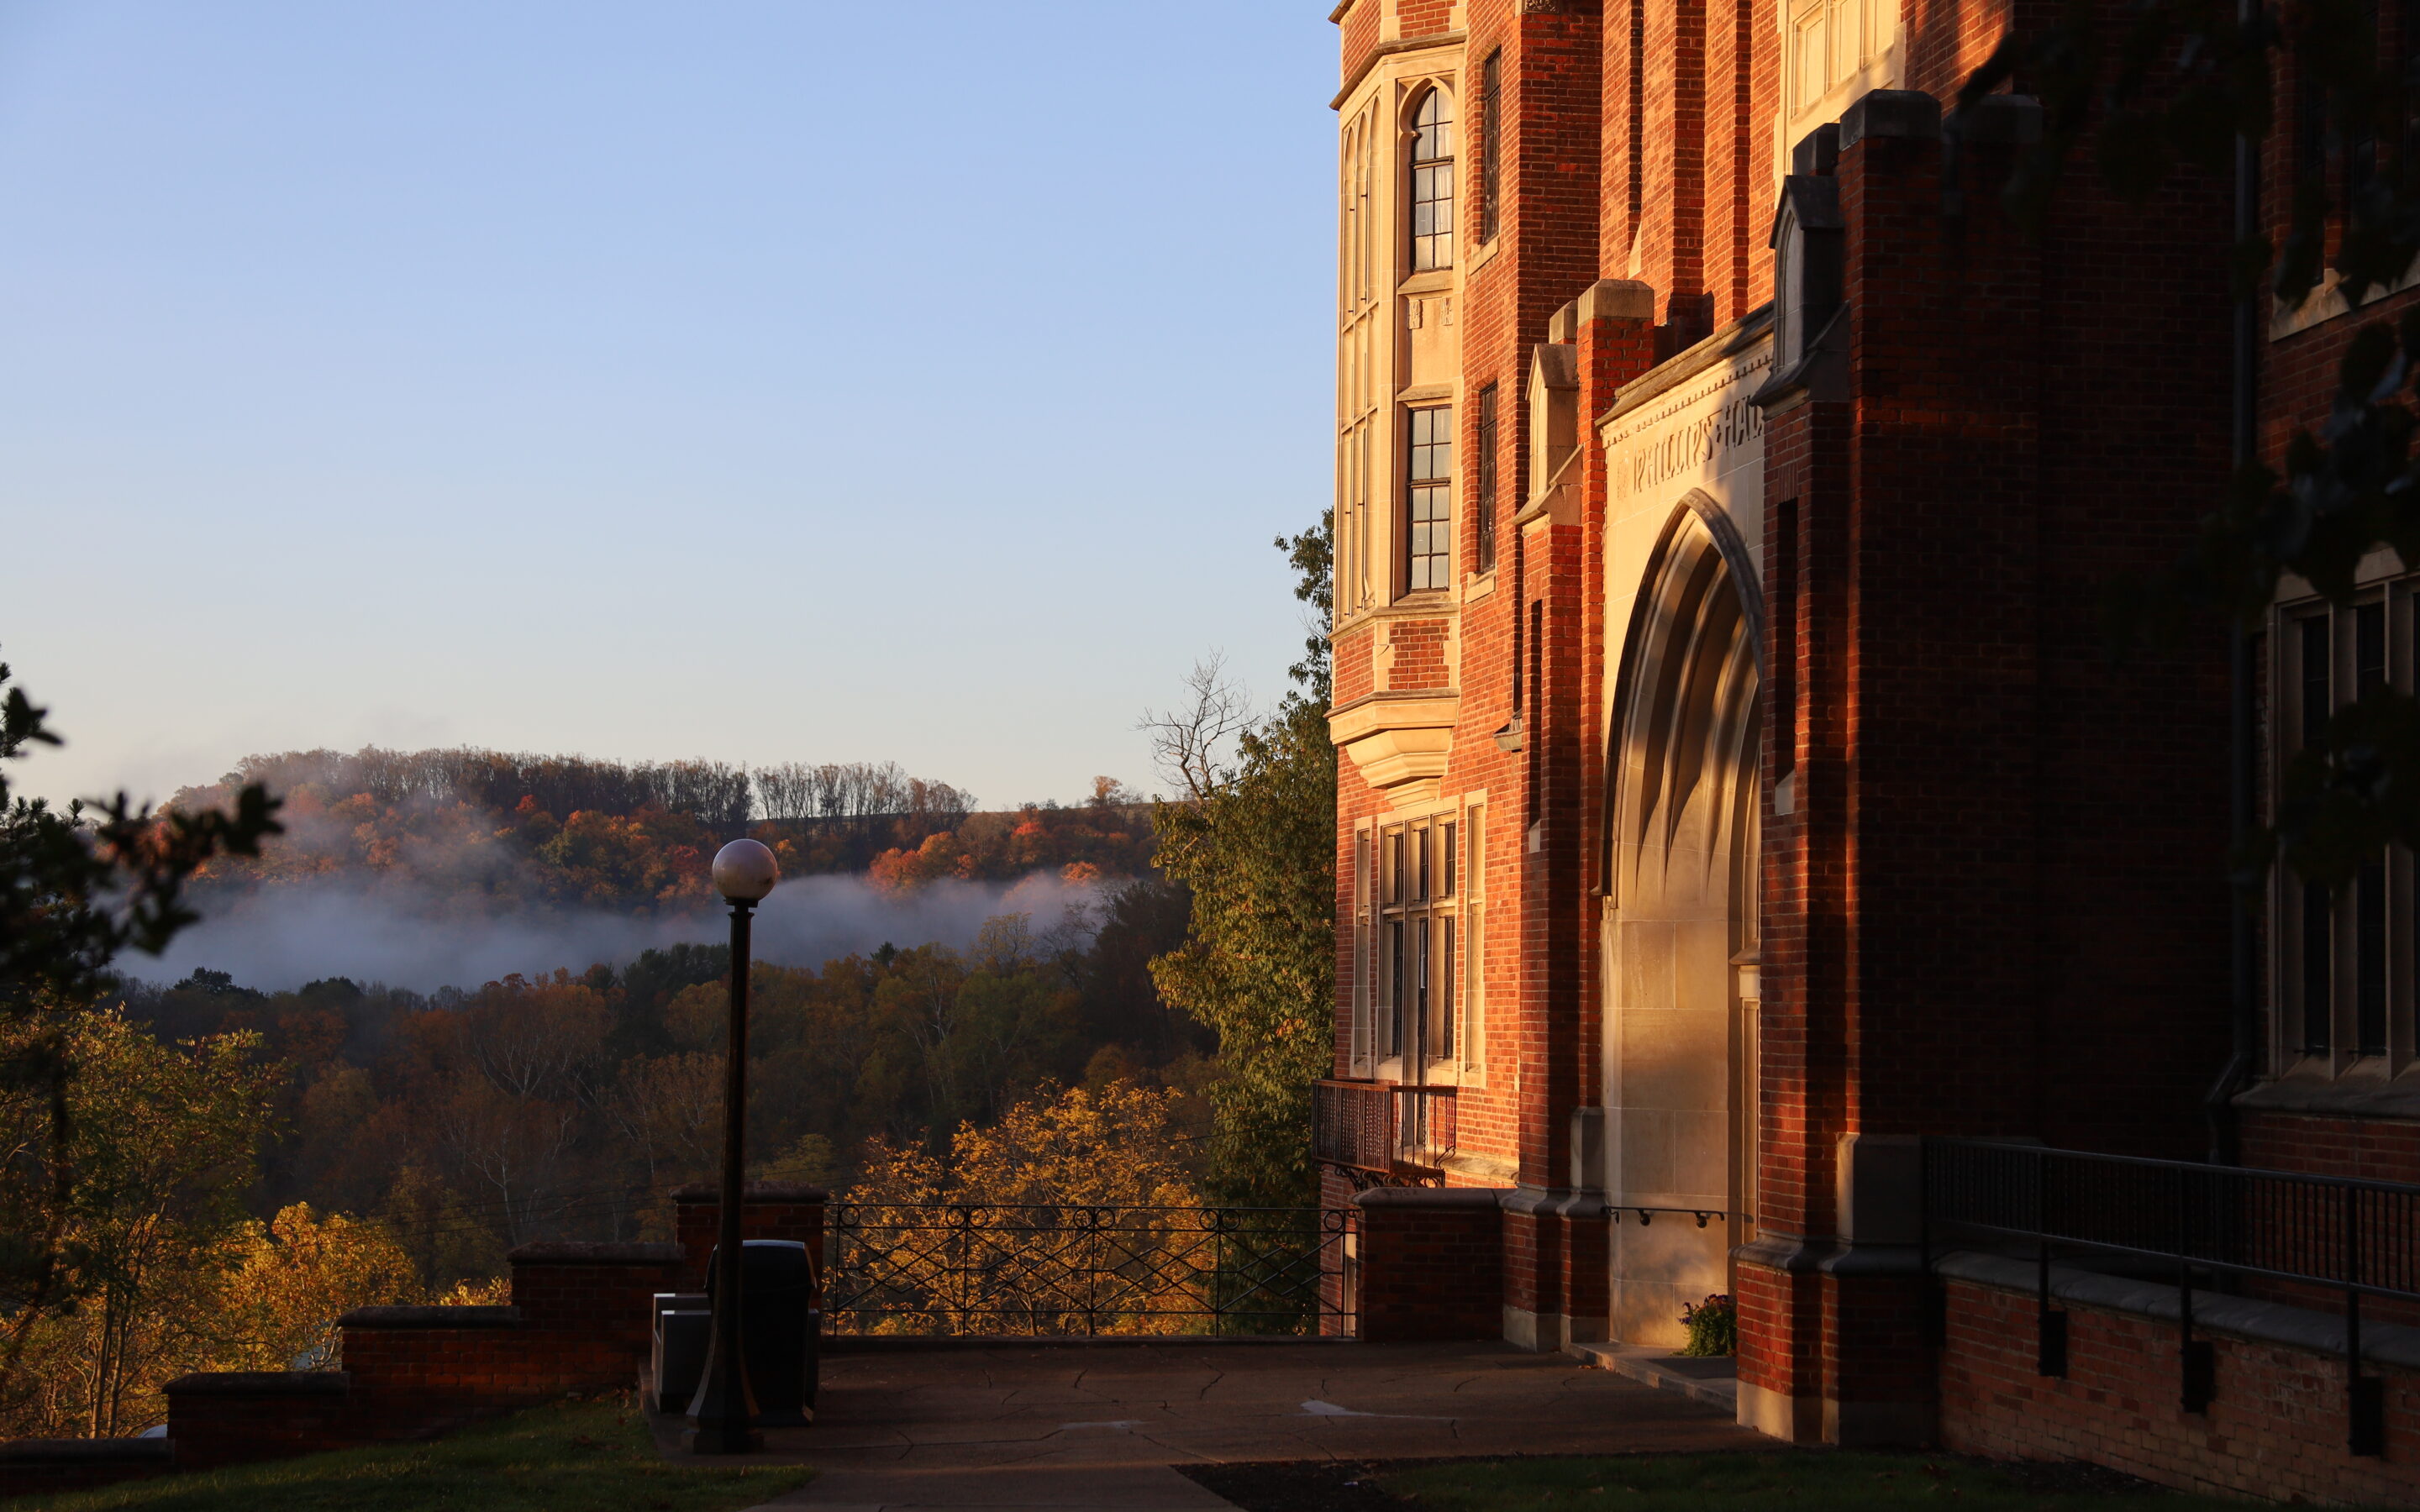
[171, 748, 1156, 914]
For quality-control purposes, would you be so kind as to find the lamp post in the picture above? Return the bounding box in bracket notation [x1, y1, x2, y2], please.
[687, 837, 779, 1454]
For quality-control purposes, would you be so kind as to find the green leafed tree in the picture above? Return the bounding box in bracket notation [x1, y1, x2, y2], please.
[1147, 515, 1336, 1207]
[0, 656, 281, 1403]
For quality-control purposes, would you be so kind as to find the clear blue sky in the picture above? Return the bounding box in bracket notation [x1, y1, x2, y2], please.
[3, 2, 1339, 812]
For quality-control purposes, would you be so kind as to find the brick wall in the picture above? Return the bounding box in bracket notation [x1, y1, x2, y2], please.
[163, 1372, 360, 1473]
[1355, 1187, 1505, 1340]
[673, 1183, 827, 1291]
[0, 1441, 173, 1499]
[508, 1241, 685, 1354]
[1939, 1273, 2420, 1504]
[1387, 617, 1453, 689]
[2243, 1110, 2420, 1188]
[155, 1242, 698, 1476]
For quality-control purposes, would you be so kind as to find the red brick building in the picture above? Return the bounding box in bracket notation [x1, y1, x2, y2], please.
[1316, 0, 2420, 1496]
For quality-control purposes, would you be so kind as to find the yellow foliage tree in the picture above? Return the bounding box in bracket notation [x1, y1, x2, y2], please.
[0, 1010, 273, 1436]
[215, 1205, 419, 1371]
[841, 1081, 1210, 1336]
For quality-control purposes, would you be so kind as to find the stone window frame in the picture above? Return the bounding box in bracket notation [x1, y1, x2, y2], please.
[1404, 402, 1455, 593]
[1774, 0, 1901, 197]
[1407, 85, 1456, 274]
[2273, 579, 2419, 1079]
[1475, 50, 1502, 249]
[1472, 383, 1500, 579]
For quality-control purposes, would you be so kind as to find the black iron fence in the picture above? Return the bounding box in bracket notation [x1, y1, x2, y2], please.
[1923, 1138, 2420, 1456]
[821, 1203, 1355, 1338]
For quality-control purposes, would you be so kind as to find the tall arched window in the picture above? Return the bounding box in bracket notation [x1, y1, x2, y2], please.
[1410, 91, 1455, 270]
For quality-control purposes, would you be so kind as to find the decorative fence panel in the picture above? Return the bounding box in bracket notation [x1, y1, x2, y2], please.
[821, 1204, 1355, 1337]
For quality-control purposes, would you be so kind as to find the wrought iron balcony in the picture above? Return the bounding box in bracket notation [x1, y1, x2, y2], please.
[1312, 1078, 1458, 1183]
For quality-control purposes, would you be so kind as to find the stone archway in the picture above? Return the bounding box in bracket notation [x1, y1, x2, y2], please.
[1600, 500, 1762, 1347]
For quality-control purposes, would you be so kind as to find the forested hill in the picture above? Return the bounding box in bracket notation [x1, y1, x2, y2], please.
[168, 748, 1155, 913]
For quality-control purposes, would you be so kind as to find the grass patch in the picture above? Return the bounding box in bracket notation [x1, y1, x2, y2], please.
[1375, 1452, 2263, 1509]
[9, 1397, 813, 1512]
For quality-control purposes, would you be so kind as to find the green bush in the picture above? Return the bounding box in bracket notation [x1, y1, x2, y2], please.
[1679, 1292, 1735, 1357]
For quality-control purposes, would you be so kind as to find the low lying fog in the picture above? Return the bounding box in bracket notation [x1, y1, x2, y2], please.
[129, 870, 1102, 994]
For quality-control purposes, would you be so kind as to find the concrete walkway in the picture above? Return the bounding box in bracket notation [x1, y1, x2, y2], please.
[650, 1339, 1765, 1512]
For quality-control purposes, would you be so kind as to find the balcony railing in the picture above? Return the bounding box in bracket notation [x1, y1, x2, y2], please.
[1923, 1138, 2420, 1457]
[1312, 1079, 1457, 1181]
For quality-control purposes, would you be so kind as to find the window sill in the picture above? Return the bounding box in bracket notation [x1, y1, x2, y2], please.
[2270, 254, 2420, 342]
[2235, 1066, 2420, 1121]
[1397, 269, 1455, 297]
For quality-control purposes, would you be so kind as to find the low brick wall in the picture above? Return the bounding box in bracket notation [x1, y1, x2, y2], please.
[508, 1241, 685, 1362]
[1353, 1187, 1503, 1341]
[1937, 1252, 2420, 1504]
[158, 1242, 695, 1475]
[0, 1436, 175, 1499]
[163, 1371, 357, 1472]
[673, 1183, 826, 1289]
[338, 1304, 555, 1436]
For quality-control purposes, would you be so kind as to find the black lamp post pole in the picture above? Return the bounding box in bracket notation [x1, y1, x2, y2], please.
[687, 895, 761, 1452]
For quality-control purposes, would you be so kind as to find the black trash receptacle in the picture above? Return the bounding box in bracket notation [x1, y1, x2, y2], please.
[704, 1238, 818, 1426]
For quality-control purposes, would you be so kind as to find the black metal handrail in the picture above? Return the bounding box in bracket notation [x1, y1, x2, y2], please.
[1923, 1138, 2418, 1457]
[821, 1203, 1355, 1338]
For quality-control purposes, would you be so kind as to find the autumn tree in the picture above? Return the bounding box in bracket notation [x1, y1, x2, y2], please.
[0, 1011, 276, 1436]
[0, 659, 278, 1409]
[844, 1080, 1205, 1335]
[215, 1204, 418, 1373]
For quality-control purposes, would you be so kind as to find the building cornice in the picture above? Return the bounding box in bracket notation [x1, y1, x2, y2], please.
[1597, 304, 1775, 430]
[1333, 30, 1468, 111]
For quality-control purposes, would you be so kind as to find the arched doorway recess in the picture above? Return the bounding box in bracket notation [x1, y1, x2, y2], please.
[1600, 498, 1763, 1347]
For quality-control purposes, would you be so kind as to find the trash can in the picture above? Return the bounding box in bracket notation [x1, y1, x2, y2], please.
[703, 1239, 818, 1426]
[650, 1292, 710, 1415]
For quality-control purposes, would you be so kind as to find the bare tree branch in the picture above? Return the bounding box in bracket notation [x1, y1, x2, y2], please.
[1138, 655, 1255, 802]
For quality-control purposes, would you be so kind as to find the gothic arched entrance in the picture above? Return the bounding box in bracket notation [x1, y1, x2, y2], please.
[1600, 497, 1762, 1347]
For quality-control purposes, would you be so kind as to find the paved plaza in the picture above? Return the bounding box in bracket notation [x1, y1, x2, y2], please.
[651, 1338, 1768, 1511]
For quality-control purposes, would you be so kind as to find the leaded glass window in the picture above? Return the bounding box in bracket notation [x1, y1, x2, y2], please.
[1406, 406, 1453, 591]
[1411, 91, 1455, 270]
[1474, 384, 1499, 575]
[1478, 54, 1501, 244]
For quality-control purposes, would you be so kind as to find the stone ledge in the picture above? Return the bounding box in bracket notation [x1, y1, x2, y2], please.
[1934, 1249, 2420, 1373]
[821, 1334, 1359, 1354]
[1353, 1185, 1508, 1210]
[338, 1305, 522, 1330]
[508, 1242, 686, 1266]
[1839, 88, 1941, 146]
[1564, 1341, 1739, 1412]
[0, 1438, 176, 1462]
[673, 1183, 827, 1203]
[2234, 1074, 2420, 1121]
[162, 1371, 350, 1397]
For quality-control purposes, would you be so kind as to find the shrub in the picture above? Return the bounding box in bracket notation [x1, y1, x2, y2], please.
[1678, 1293, 1735, 1357]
